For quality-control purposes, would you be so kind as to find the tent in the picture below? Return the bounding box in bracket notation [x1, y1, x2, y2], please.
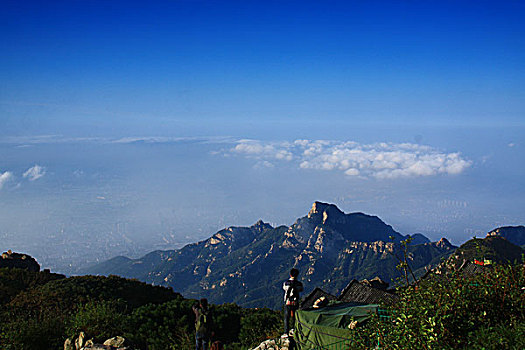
[294, 303, 379, 349]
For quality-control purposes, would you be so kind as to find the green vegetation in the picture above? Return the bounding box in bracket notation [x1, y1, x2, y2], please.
[0, 267, 63, 304]
[345, 263, 525, 349]
[5, 264, 523, 349]
[0, 268, 280, 349]
[2, 232, 523, 350]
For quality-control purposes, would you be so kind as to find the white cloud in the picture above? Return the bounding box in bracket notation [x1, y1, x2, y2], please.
[229, 139, 472, 179]
[0, 171, 13, 189]
[111, 136, 235, 144]
[254, 160, 275, 169]
[232, 139, 294, 161]
[344, 168, 360, 176]
[23, 165, 46, 181]
[0, 135, 236, 145]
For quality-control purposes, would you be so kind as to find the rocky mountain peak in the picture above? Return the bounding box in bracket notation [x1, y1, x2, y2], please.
[308, 201, 334, 217]
[435, 237, 454, 249]
[288, 202, 406, 245]
[252, 220, 273, 232]
[308, 201, 343, 219]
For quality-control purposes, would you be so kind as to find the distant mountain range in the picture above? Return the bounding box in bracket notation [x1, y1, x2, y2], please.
[83, 202, 460, 308]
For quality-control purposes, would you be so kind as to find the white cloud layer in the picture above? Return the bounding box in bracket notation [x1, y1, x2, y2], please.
[0, 135, 236, 145]
[230, 139, 472, 179]
[0, 171, 13, 189]
[23, 165, 46, 181]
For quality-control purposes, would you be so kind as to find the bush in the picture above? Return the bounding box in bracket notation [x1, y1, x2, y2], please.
[0, 311, 65, 350]
[353, 263, 525, 349]
[239, 308, 282, 347]
[0, 270, 281, 349]
[125, 297, 195, 349]
[66, 299, 128, 342]
[466, 321, 525, 350]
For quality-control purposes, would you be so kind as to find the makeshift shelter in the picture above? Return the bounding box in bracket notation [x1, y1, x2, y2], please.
[294, 303, 379, 349]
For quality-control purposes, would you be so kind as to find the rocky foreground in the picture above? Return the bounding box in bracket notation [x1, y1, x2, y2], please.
[65, 332, 129, 350]
[250, 336, 292, 350]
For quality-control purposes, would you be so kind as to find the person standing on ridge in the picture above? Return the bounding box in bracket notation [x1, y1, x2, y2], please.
[193, 298, 212, 350]
[283, 268, 303, 336]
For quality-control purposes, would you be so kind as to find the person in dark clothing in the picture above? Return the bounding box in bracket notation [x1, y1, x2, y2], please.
[193, 298, 212, 350]
[283, 268, 303, 336]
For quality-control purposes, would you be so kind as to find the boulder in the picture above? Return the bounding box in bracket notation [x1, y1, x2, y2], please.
[69, 332, 129, 350]
[103, 336, 126, 347]
[251, 336, 291, 350]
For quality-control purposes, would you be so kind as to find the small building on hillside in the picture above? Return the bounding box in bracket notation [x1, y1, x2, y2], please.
[338, 279, 398, 305]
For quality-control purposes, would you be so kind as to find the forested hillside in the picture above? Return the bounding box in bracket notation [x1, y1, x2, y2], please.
[0, 266, 280, 349]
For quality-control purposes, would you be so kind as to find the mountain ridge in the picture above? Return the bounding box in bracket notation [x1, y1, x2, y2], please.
[487, 225, 525, 248]
[83, 202, 454, 308]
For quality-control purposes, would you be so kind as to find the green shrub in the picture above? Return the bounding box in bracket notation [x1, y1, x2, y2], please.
[211, 303, 242, 344]
[0, 311, 65, 350]
[239, 308, 282, 347]
[0, 270, 281, 349]
[66, 299, 128, 342]
[466, 321, 525, 350]
[124, 297, 195, 349]
[352, 263, 525, 349]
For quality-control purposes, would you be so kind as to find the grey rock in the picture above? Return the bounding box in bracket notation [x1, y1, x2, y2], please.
[103, 336, 126, 347]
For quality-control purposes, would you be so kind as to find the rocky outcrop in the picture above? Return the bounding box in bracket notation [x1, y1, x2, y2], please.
[295, 201, 406, 243]
[250, 336, 292, 350]
[65, 332, 130, 350]
[434, 238, 454, 249]
[0, 250, 40, 272]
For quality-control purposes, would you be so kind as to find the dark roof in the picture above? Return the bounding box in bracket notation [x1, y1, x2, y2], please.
[338, 280, 398, 305]
[300, 287, 337, 309]
[459, 261, 491, 277]
[422, 259, 491, 281]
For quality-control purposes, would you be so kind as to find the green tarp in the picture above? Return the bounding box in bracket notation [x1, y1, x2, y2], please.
[294, 303, 378, 349]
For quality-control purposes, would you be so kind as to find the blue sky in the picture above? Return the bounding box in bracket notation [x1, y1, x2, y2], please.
[2, 0, 525, 132]
[1, 1, 524, 271]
